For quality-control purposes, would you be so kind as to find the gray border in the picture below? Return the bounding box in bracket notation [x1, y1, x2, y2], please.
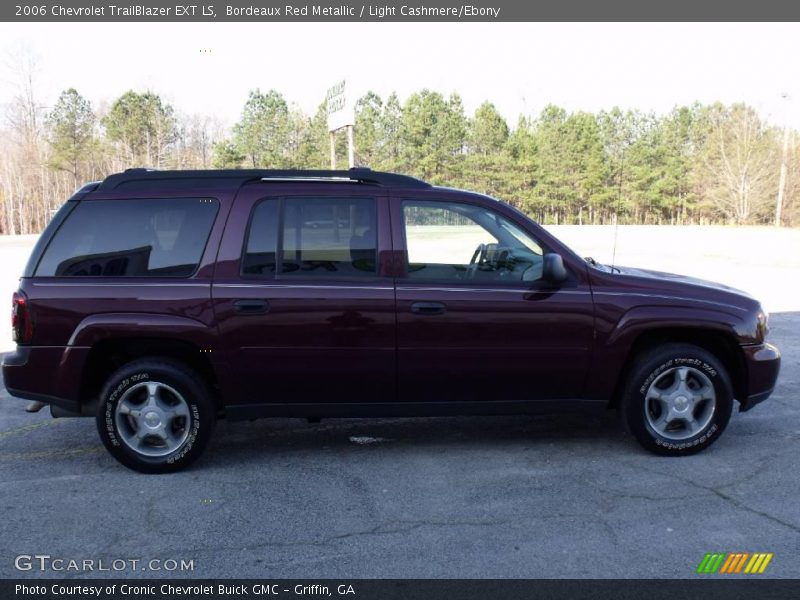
[3, 1, 800, 22]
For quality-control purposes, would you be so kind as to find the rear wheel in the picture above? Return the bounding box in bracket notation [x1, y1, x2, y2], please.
[620, 343, 733, 456]
[96, 358, 215, 473]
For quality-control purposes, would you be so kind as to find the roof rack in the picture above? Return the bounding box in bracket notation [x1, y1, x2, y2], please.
[96, 167, 431, 191]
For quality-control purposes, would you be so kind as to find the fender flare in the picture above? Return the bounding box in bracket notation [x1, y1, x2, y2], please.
[68, 312, 213, 347]
[585, 305, 747, 400]
[604, 305, 745, 349]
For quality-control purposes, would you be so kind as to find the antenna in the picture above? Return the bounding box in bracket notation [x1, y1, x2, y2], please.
[611, 148, 624, 270]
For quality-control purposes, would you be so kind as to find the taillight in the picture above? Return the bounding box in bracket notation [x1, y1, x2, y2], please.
[11, 291, 33, 344]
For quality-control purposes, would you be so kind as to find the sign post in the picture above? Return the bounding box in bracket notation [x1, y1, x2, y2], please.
[326, 80, 355, 169]
[347, 124, 355, 169]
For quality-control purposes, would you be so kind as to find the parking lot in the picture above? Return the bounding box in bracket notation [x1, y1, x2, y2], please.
[0, 226, 798, 578]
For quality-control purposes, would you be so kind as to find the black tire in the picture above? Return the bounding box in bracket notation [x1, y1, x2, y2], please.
[96, 358, 215, 473]
[620, 343, 733, 456]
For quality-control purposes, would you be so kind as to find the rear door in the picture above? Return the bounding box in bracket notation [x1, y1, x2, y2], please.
[392, 193, 595, 404]
[212, 184, 396, 413]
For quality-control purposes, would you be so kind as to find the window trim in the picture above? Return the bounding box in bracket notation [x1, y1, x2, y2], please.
[25, 201, 78, 278]
[398, 198, 566, 290]
[240, 196, 280, 280]
[240, 195, 385, 283]
[33, 197, 220, 280]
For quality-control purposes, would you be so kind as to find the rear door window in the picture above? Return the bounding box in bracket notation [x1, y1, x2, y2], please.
[36, 198, 218, 277]
[282, 197, 377, 278]
[242, 196, 377, 279]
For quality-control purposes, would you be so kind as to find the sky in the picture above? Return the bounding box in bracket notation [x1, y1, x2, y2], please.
[1, 22, 799, 130]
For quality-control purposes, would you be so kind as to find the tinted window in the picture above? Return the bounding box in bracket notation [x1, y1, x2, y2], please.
[36, 198, 218, 277]
[281, 197, 376, 277]
[242, 199, 279, 276]
[403, 201, 543, 283]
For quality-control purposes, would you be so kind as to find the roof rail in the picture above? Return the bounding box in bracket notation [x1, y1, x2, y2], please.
[96, 167, 431, 191]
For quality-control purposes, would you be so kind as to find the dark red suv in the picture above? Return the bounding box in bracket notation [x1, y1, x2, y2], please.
[2, 168, 781, 472]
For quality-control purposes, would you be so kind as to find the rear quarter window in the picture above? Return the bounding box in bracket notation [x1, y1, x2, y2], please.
[35, 198, 218, 277]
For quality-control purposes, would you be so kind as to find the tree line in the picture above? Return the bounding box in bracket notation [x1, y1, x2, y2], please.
[1, 81, 798, 235]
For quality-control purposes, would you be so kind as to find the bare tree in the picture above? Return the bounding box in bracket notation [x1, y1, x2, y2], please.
[700, 104, 779, 224]
[173, 113, 225, 169]
[3, 44, 43, 143]
[782, 133, 800, 226]
[1, 44, 47, 234]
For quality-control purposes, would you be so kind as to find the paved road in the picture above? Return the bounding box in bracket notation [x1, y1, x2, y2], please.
[0, 313, 797, 579]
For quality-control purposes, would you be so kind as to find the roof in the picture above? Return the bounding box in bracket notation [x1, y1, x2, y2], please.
[94, 167, 431, 193]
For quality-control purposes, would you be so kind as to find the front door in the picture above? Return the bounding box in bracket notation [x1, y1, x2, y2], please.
[392, 195, 595, 404]
[212, 187, 396, 412]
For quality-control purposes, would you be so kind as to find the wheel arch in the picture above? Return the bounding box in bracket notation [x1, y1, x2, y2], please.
[608, 327, 747, 409]
[79, 337, 221, 414]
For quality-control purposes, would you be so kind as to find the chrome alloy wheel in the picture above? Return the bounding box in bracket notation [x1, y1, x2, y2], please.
[644, 366, 716, 441]
[114, 381, 192, 457]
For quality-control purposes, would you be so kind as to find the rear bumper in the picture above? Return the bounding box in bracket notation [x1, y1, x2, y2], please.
[2, 345, 88, 412]
[739, 342, 781, 412]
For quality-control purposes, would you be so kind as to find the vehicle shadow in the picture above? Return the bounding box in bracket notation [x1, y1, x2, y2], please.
[204, 410, 631, 467]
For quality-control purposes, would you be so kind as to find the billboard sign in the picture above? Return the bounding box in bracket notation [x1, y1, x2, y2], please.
[326, 79, 354, 132]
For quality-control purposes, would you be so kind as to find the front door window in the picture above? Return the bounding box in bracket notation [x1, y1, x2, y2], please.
[402, 200, 544, 283]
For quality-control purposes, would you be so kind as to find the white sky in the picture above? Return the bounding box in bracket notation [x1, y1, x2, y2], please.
[1, 22, 799, 129]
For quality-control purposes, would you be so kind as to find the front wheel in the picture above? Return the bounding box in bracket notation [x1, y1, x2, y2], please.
[620, 343, 734, 456]
[96, 358, 216, 473]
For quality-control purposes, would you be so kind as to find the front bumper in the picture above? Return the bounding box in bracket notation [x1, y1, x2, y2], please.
[739, 342, 781, 412]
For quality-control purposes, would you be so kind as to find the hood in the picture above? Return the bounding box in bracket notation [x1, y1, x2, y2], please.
[603, 265, 763, 319]
[589, 264, 766, 344]
[614, 266, 754, 298]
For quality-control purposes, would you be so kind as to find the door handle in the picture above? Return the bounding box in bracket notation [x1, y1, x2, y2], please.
[410, 301, 447, 315]
[233, 299, 270, 314]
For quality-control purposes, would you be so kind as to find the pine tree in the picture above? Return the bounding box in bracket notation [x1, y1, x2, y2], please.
[233, 89, 291, 168]
[46, 88, 96, 185]
[354, 92, 383, 167]
[102, 90, 176, 167]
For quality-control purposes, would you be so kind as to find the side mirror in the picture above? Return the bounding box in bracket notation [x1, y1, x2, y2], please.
[543, 253, 568, 283]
